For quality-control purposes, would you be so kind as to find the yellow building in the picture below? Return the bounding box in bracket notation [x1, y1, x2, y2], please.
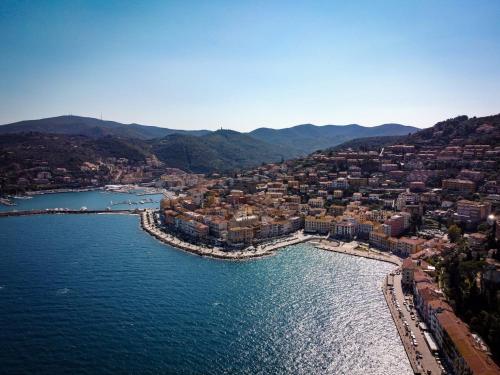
[227, 227, 254, 244]
[304, 215, 334, 234]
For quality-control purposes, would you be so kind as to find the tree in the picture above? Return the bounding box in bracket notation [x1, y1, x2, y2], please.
[448, 224, 462, 243]
[477, 222, 490, 233]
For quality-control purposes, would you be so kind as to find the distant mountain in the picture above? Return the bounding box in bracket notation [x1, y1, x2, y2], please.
[0, 115, 210, 140]
[0, 116, 419, 154]
[0, 115, 423, 174]
[151, 130, 292, 173]
[248, 123, 419, 154]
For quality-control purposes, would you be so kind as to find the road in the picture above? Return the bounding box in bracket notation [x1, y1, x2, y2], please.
[384, 272, 443, 375]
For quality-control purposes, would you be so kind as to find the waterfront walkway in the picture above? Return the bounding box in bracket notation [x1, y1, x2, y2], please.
[313, 239, 402, 266]
[384, 273, 443, 375]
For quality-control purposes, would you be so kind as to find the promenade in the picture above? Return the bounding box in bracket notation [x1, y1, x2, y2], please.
[384, 273, 443, 375]
[313, 239, 402, 266]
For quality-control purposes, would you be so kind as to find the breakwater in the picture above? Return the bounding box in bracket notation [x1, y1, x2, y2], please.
[0, 209, 136, 217]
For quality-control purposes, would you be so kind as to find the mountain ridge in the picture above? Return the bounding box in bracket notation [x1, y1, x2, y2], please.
[0, 115, 420, 155]
[0, 115, 211, 140]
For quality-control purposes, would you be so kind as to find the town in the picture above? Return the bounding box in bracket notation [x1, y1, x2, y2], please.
[152, 142, 500, 375]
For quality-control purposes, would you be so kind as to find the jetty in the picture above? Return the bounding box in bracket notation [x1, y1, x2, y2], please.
[0, 209, 136, 217]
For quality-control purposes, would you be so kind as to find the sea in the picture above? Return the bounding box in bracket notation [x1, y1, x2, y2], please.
[0, 192, 412, 374]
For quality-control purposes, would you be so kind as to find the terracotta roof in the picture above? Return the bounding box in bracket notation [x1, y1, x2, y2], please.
[402, 258, 416, 270]
[437, 310, 500, 375]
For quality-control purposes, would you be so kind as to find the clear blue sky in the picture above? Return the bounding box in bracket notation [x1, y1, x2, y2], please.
[1, 0, 499, 131]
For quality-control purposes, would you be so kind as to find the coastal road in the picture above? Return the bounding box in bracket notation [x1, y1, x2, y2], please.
[384, 274, 442, 375]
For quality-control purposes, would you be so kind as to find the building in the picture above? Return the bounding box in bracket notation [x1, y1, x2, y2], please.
[397, 236, 425, 257]
[333, 219, 358, 239]
[455, 200, 491, 223]
[402, 258, 417, 287]
[175, 215, 209, 239]
[369, 230, 389, 250]
[227, 227, 254, 244]
[442, 179, 476, 193]
[386, 215, 405, 237]
[304, 215, 334, 234]
[308, 197, 324, 208]
[435, 310, 500, 375]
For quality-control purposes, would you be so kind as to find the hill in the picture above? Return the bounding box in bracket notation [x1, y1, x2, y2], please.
[330, 114, 500, 151]
[248, 123, 419, 154]
[404, 114, 500, 147]
[0, 129, 294, 185]
[0, 115, 210, 140]
[329, 135, 405, 151]
[0, 116, 419, 155]
[151, 130, 292, 173]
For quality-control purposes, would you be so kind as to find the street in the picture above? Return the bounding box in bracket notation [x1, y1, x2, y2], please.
[384, 272, 444, 375]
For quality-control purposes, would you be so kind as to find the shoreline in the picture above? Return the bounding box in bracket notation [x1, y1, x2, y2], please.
[140, 210, 323, 260]
[312, 240, 402, 266]
[140, 209, 418, 370]
[140, 210, 405, 266]
[382, 280, 420, 374]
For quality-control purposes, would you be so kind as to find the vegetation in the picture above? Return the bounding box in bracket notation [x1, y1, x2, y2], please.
[448, 224, 462, 243]
[151, 130, 293, 173]
[438, 229, 500, 361]
[0, 115, 210, 140]
[329, 135, 405, 151]
[406, 114, 500, 147]
[249, 123, 418, 154]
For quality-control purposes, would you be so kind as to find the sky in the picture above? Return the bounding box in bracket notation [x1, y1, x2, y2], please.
[0, 0, 499, 131]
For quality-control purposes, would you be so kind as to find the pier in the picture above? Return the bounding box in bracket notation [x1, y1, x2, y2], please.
[0, 209, 138, 217]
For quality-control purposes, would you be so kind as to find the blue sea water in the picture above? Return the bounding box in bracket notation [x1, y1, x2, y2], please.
[0, 190, 163, 212]
[0, 208, 412, 374]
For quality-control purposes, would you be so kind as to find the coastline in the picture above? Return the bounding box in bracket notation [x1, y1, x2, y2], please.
[382, 280, 421, 374]
[312, 240, 402, 266]
[140, 209, 418, 371]
[140, 209, 322, 260]
[140, 210, 405, 266]
[24, 187, 102, 196]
